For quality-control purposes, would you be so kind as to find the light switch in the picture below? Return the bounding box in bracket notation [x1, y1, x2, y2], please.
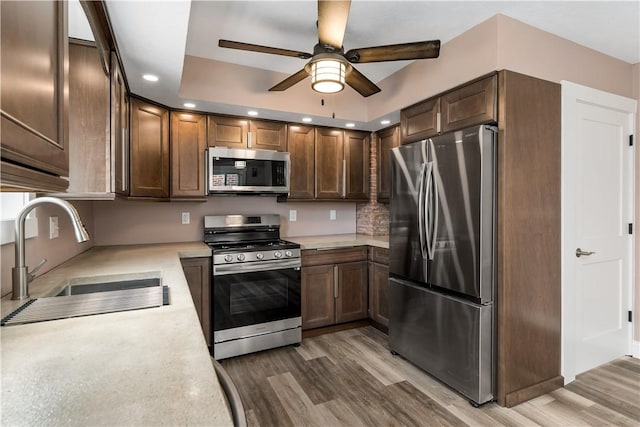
[181, 212, 190, 225]
[49, 216, 59, 239]
[329, 210, 337, 221]
[289, 210, 297, 222]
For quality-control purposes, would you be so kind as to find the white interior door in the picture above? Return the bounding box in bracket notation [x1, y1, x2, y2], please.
[562, 81, 636, 383]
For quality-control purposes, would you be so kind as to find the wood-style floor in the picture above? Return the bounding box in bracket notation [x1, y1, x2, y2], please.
[221, 326, 640, 426]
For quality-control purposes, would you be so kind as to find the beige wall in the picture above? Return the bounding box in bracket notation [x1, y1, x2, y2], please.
[1, 201, 95, 298]
[92, 197, 356, 246]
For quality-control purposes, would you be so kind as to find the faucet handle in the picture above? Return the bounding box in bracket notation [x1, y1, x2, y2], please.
[28, 258, 47, 282]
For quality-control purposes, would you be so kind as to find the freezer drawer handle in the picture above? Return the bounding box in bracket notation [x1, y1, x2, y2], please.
[575, 248, 595, 258]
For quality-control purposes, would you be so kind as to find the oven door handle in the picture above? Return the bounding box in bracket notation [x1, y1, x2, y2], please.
[213, 259, 301, 275]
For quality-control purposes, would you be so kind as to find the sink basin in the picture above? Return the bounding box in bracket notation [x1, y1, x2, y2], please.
[1, 272, 169, 327]
[55, 277, 161, 296]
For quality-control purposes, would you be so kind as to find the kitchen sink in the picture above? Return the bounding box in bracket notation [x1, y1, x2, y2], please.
[54, 277, 161, 296]
[1, 272, 169, 327]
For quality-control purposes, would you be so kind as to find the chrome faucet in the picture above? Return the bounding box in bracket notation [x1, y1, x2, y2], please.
[12, 197, 90, 300]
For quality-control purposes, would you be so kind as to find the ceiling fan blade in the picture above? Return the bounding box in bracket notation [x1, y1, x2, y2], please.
[345, 40, 441, 63]
[345, 66, 381, 97]
[317, 0, 351, 49]
[269, 69, 310, 92]
[219, 39, 312, 59]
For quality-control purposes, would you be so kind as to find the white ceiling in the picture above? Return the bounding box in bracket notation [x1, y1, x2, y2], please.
[104, 0, 639, 129]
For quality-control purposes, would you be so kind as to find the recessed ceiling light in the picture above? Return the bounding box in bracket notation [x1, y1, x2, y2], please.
[247, 110, 259, 116]
[345, 123, 355, 128]
[302, 117, 312, 123]
[380, 119, 391, 125]
[142, 74, 159, 82]
[183, 102, 196, 108]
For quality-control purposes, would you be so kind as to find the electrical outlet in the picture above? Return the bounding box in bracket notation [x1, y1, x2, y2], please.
[289, 210, 297, 222]
[49, 216, 59, 239]
[329, 209, 337, 221]
[181, 212, 190, 225]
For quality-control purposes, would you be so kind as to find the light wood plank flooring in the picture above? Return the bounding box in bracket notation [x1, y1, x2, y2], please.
[221, 326, 640, 426]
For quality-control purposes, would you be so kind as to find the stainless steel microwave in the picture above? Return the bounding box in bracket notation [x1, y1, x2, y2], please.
[207, 147, 290, 195]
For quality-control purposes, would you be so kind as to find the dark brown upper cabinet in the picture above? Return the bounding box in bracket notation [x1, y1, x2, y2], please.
[129, 97, 170, 198]
[314, 127, 370, 201]
[287, 124, 315, 199]
[170, 112, 207, 199]
[0, 0, 69, 192]
[441, 74, 497, 133]
[375, 125, 400, 202]
[315, 127, 344, 199]
[400, 73, 498, 145]
[400, 97, 440, 145]
[344, 130, 370, 200]
[207, 115, 286, 152]
[113, 53, 130, 196]
[64, 41, 111, 198]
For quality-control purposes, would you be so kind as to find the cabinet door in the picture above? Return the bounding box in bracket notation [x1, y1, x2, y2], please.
[250, 120, 287, 151]
[171, 112, 207, 198]
[376, 125, 399, 202]
[441, 74, 497, 133]
[344, 130, 370, 200]
[369, 262, 390, 327]
[0, 0, 69, 179]
[315, 128, 344, 199]
[400, 97, 440, 144]
[207, 115, 249, 148]
[112, 54, 129, 195]
[301, 265, 335, 330]
[181, 258, 211, 346]
[129, 98, 169, 198]
[336, 261, 368, 323]
[67, 42, 110, 195]
[288, 125, 315, 199]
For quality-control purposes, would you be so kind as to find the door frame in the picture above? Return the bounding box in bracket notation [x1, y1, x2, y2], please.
[561, 80, 637, 384]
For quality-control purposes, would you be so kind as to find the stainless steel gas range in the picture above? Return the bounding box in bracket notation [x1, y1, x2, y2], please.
[204, 215, 301, 360]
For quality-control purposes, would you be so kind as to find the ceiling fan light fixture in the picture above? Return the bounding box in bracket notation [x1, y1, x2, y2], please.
[310, 59, 346, 94]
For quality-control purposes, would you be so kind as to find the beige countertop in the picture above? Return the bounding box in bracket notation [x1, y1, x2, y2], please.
[285, 233, 389, 250]
[0, 242, 233, 427]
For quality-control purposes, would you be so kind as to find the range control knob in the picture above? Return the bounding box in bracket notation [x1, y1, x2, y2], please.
[285, 250, 293, 257]
[274, 251, 283, 258]
[256, 253, 264, 260]
[224, 255, 233, 263]
[237, 254, 245, 261]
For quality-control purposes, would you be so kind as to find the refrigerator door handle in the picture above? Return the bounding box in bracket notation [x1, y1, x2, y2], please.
[424, 162, 434, 260]
[418, 162, 428, 260]
[427, 163, 438, 260]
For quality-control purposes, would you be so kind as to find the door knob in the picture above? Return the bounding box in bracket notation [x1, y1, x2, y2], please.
[575, 248, 595, 258]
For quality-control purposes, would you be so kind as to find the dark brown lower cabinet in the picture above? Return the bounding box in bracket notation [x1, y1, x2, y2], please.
[180, 257, 211, 346]
[368, 247, 390, 329]
[301, 247, 368, 330]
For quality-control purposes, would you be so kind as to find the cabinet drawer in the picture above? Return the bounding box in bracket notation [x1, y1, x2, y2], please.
[302, 246, 367, 267]
[441, 74, 497, 133]
[369, 247, 390, 265]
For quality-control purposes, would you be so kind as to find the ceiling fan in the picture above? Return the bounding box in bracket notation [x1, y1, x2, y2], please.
[218, 0, 440, 97]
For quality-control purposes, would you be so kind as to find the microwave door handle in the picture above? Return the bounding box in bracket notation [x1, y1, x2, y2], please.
[418, 163, 427, 260]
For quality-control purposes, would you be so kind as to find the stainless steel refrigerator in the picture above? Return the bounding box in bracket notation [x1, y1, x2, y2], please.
[389, 124, 496, 406]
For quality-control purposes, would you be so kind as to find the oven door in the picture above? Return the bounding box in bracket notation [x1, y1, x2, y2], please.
[212, 260, 301, 333]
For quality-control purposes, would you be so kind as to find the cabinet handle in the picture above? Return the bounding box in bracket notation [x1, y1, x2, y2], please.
[436, 112, 441, 133]
[247, 131, 252, 148]
[121, 128, 127, 191]
[342, 159, 346, 198]
[333, 265, 338, 299]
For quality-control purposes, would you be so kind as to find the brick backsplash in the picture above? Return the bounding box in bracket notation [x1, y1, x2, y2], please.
[356, 132, 390, 236]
